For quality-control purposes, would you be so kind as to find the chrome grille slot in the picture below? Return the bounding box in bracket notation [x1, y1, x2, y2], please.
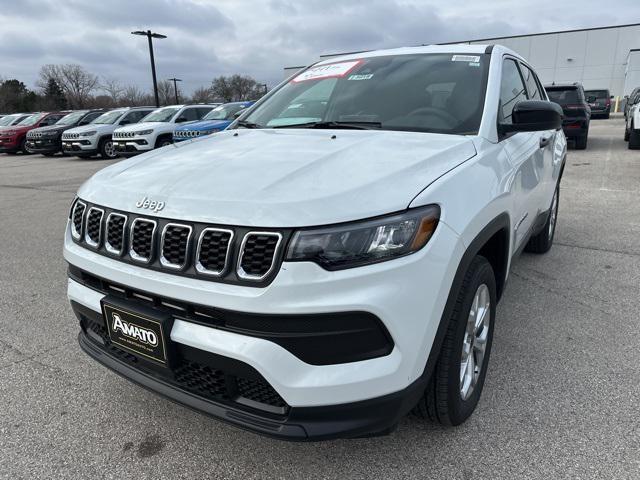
[105, 213, 127, 255]
[196, 228, 233, 276]
[237, 232, 282, 281]
[160, 223, 192, 270]
[84, 207, 104, 248]
[71, 201, 86, 239]
[129, 218, 157, 263]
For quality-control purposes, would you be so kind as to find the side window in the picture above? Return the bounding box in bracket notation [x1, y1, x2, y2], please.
[41, 115, 61, 126]
[196, 107, 212, 119]
[520, 64, 542, 100]
[81, 112, 101, 124]
[123, 110, 145, 123]
[499, 59, 528, 125]
[179, 108, 200, 122]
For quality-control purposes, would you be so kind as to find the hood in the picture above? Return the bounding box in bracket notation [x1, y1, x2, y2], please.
[176, 119, 231, 132]
[115, 121, 166, 133]
[28, 124, 69, 135]
[65, 123, 110, 135]
[79, 129, 476, 227]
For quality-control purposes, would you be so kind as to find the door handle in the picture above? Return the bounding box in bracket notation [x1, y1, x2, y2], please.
[539, 136, 551, 148]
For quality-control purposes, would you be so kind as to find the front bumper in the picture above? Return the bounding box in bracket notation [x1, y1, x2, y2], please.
[0, 137, 19, 152]
[113, 139, 151, 156]
[65, 219, 463, 438]
[25, 138, 61, 154]
[62, 139, 98, 155]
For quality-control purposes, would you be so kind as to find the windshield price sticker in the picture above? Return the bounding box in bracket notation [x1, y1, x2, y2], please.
[451, 55, 480, 63]
[293, 60, 362, 82]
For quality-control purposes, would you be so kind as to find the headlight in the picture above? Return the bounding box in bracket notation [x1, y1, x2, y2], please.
[136, 129, 154, 135]
[80, 130, 97, 137]
[3, 130, 17, 136]
[286, 205, 440, 270]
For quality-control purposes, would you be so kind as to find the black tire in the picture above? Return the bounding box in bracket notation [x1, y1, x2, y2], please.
[99, 137, 117, 159]
[155, 136, 172, 148]
[42, 152, 56, 157]
[574, 132, 588, 150]
[604, 112, 610, 119]
[525, 186, 559, 254]
[630, 124, 640, 150]
[414, 255, 496, 426]
[18, 137, 28, 154]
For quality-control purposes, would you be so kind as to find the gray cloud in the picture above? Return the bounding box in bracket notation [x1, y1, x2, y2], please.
[0, 0, 638, 95]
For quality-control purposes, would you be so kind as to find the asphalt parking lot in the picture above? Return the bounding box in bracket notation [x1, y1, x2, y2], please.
[1, 118, 639, 479]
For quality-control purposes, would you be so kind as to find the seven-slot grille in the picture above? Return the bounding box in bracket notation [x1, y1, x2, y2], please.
[161, 224, 192, 269]
[70, 199, 285, 284]
[84, 208, 104, 247]
[238, 233, 282, 280]
[105, 213, 127, 255]
[62, 132, 79, 140]
[113, 131, 136, 138]
[175, 130, 201, 138]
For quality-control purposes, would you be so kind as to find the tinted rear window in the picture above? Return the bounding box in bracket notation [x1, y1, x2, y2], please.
[585, 90, 608, 100]
[547, 88, 579, 105]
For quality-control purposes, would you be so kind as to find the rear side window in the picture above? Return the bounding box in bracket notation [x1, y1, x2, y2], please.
[499, 59, 527, 124]
[179, 108, 200, 122]
[520, 64, 542, 100]
[196, 107, 213, 119]
[547, 89, 579, 105]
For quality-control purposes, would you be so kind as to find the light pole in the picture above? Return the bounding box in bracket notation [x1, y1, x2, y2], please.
[168, 78, 182, 104]
[259, 83, 268, 96]
[131, 30, 167, 107]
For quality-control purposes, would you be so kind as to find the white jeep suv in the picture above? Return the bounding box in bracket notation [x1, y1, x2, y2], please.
[64, 44, 566, 440]
[112, 104, 215, 156]
[625, 90, 640, 149]
[62, 107, 154, 159]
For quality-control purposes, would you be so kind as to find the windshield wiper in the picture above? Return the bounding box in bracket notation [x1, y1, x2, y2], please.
[236, 120, 261, 129]
[273, 120, 381, 130]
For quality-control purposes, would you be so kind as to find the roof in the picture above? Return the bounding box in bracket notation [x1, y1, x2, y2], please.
[314, 44, 517, 66]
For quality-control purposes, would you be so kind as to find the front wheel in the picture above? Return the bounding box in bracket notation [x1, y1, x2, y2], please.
[414, 255, 496, 426]
[99, 138, 118, 159]
[155, 136, 172, 148]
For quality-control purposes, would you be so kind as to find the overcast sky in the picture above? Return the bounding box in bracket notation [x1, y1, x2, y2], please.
[1, 0, 639, 95]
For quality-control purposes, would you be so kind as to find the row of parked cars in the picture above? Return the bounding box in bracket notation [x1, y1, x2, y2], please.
[0, 101, 254, 159]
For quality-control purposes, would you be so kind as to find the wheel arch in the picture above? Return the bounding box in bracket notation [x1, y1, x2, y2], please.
[418, 213, 511, 386]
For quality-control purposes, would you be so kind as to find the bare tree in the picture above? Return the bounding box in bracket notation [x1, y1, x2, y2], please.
[156, 79, 183, 105]
[120, 85, 150, 106]
[38, 64, 99, 108]
[101, 77, 124, 105]
[211, 75, 263, 102]
[190, 85, 214, 104]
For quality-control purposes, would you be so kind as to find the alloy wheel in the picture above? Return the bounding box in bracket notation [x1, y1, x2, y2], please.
[460, 284, 491, 401]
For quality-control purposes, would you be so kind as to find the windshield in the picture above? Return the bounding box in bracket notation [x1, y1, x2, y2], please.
[547, 89, 580, 105]
[204, 104, 246, 121]
[140, 107, 180, 123]
[17, 113, 43, 126]
[92, 110, 125, 124]
[0, 115, 21, 126]
[243, 53, 489, 134]
[585, 90, 608, 102]
[56, 111, 88, 126]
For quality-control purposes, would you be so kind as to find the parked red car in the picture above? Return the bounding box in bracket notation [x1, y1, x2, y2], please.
[0, 111, 69, 154]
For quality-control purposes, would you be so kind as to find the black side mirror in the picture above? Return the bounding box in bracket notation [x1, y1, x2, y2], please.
[119, 119, 131, 126]
[499, 100, 563, 134]
[176, 116, 188, 123]
[79, 120, 90, 126]
[232, 109, 246, 120]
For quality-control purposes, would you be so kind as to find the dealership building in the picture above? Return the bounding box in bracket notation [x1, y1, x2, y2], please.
[285, 23, 640, 104]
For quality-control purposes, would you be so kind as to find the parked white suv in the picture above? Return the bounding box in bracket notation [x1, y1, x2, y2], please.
[112, 105, 215, 156]
[62, 107, 155, 159]
[624, 90, 640, 149]
[64, 45, 566, 440]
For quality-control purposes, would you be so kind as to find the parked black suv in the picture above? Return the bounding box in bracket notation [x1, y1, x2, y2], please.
[25, 109, 106, 156]
[546, 82, 591, 149]
[624, 87, 640, 121]
[584, 89, 611, 119]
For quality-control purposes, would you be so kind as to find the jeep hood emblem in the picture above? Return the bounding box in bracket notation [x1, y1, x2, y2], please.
[135, 196, 165, 213]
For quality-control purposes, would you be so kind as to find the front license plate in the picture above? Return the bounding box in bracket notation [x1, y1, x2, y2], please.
[102, 301, 171, 365]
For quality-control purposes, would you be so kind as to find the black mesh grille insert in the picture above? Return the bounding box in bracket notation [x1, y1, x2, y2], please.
[130, 220, 155, 261]
[106, 214, 126, 253]
[240, 234, 280, 278]
[237, 377, 287, 408]
[72, 202, 86, 236]
[173, 360, 229, 400]
[161, 225, 191, 267]
[197, 229, 232, 273]
[86, 209, 103, 245]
